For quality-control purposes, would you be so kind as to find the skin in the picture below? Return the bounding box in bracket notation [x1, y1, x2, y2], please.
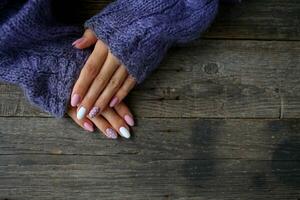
[67, 101, 134, 139]
[71, 29, 137, 120]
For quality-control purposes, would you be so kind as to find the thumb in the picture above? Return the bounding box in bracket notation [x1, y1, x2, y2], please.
[72, 29, 98, 49]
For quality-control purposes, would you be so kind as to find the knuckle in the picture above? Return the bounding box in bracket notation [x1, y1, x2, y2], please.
[95, 98, 106, 110]
[95, 74, 106, 85]
[84, 62, 98, 77]
[109, 78, 120, 90]
[95, 43, 107, 52]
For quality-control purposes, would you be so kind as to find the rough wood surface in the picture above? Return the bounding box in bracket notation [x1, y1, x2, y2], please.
[206, 0, 300, 40]
[0, 118, 300, 199]
[1, 40, 299, 118]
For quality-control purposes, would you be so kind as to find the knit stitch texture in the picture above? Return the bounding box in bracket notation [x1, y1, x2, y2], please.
[85, 0, 219, 83]
[0, 0, 239, 118]
[0, 0, 91, 117]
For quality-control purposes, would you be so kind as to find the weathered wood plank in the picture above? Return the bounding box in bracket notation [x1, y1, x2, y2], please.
[1, 156, 300, 200]
[0, 118, 300, 199]
[1, 40, 299, 118]
[1, 118, 300, 160]
[0, 84, 49, 117]
[205, 0, 300, 40]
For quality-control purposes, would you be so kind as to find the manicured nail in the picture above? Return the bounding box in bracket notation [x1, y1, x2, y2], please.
[77, 107, 86, 120]
[71, 94, 81, 107]
[83, 122, 94, 132]
[105, 128, 118, 139]
[109, 97, 119, 107]
[124, 115, 135, 126]
[89, 107, 100, 118]
[119, 127, 130, 139]
[72, 37, 85, 47]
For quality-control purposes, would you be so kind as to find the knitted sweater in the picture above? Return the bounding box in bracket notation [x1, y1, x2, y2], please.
[0, 0, 237, 118]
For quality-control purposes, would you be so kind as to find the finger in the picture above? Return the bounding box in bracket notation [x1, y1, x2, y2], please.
[78, 52, 120, 119]
[72, 29, 98, 49]
[89, 65, 128, 118]
[114, 102, 135, 127]
[109, 75, 136, 108]
[67, 106, 94, 132]
[101, 108, 131, 139]
[70, 40, 108, 109]
[88, 115, 118, 139]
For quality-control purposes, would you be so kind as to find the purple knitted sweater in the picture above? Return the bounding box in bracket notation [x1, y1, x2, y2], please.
[0, 0, 234, 118]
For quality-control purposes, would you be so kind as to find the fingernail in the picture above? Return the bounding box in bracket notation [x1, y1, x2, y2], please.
[71, 94, 81, 107]
[89, 107, 100, 118]
[83, 122, 94, 132]
[119, 127, 130, 139]
[124, 115, 135, 126]
[105, 128, 118, 139]
[109, 97, 119, 107]
[72, 37, 85, 47]
[77, 107, 86, 120]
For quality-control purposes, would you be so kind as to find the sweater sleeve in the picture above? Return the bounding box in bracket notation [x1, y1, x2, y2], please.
[0, 0, 91, 118]
[84, 0, 219, 84]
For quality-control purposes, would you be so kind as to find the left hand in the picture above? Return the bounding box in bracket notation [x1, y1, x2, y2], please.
[68, 101, 134, 139]
[70, 29, 137, 120]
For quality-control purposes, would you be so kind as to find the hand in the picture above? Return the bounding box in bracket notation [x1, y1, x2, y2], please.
[67, 101, 135, 139]
[70, 29, 137, 120]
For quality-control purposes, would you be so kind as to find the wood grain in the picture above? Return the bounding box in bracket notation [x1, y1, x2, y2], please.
[1, 40, 299, 118]
[205, 0, 300, 40]
[0, 118, 300, 199]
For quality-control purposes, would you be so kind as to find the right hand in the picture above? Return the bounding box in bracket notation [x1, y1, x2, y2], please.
[67, 101, 135, 139]
[71, 29, 137, 120]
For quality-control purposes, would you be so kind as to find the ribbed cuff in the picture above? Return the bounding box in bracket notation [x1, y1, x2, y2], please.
[84, 0, 220, 84]
[84, 14, 171, 84]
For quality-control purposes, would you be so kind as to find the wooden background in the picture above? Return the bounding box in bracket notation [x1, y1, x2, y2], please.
[0, 0, 300, 199]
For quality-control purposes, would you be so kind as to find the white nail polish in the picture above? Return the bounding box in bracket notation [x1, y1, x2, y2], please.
[119, 127, 130, 139]
[77, 107, 86, 120]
